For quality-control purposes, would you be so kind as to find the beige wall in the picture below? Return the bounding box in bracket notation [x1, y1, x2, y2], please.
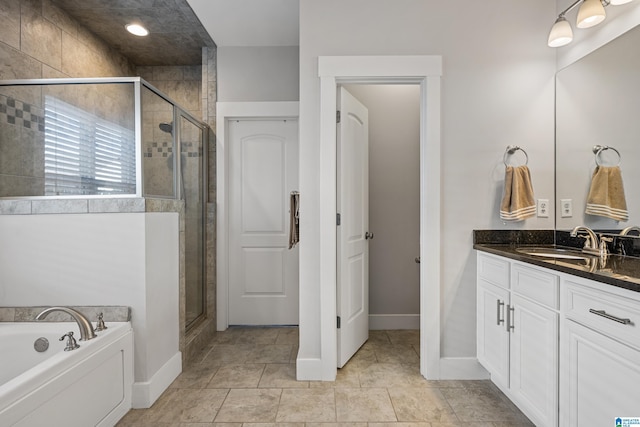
[0, 0, 136, 79]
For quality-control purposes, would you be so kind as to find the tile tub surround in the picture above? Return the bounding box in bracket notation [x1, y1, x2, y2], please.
[474, 231, 640, 293]
[0, 306, 130, 322]
[116, 327, 534, 426]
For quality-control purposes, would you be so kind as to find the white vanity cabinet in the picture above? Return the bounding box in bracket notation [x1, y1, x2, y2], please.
[477, 250, 640, 427]
[560, 278, 640, 427]
[477, 253, 559, 427]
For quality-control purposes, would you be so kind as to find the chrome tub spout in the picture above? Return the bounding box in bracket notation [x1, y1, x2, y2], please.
[35, 307, 97, 341]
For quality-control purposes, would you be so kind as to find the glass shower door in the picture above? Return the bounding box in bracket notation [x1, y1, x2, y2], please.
[179, 112, 206, 329]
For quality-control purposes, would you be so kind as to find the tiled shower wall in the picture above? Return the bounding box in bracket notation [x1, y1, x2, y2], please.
[0, 0, 218, 363]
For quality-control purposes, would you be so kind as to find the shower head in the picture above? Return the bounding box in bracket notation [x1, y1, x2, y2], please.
[159, 122, 173, 134]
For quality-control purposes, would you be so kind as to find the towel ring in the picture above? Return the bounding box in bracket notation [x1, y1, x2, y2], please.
[593, 145, 621, 167]
[503, 145, 528, 167]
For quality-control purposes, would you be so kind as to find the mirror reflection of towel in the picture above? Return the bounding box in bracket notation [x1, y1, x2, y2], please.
[500, 165, 536, 221]
[585, 166, 628, 222]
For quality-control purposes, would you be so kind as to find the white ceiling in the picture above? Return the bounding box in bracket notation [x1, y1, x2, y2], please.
[186, 0, 299, 47]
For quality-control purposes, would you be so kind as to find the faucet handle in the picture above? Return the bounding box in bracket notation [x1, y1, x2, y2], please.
[95, 312, 108, 332]
[59, 331, 80, 351]
[600, 236, 614, 256]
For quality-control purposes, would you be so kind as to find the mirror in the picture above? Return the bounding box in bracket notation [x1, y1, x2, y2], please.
[555, 25, 640, 231]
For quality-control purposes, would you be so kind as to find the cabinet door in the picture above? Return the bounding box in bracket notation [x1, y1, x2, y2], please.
[561, 320, 640, 427]
[510, 294, 558, 427]
[477, 279, 510, 390]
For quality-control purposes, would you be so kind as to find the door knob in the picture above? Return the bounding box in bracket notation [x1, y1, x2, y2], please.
[365, 231, 374, 240]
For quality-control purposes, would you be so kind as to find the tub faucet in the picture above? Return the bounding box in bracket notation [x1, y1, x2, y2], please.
[570, 226, 601, 255]
[35, 307, 97, 341]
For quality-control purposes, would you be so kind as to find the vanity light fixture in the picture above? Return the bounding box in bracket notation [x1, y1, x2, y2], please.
[548, 0, 635, 47]
[125, 23, 149, 37]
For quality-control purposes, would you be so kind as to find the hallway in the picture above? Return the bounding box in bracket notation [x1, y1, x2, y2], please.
[116, 328, 533, 426]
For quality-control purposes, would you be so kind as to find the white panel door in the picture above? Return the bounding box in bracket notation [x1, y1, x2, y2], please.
[229, 119, 299, 325]
[337, 87, 369, 367]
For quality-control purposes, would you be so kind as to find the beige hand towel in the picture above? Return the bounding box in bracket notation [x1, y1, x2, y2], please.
[500, 165, 536, 221]
[585, 166, 628, 221]
[288, 191, 300, 249]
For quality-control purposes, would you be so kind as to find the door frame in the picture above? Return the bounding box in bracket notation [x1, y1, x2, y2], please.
[317, 56, 442, 379]
[216, 101, 300, 330]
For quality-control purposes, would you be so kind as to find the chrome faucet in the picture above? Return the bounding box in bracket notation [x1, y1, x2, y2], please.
[620, 225, 640, 236]
[35, 307, 97, 341]
[570, 226, 601, 255]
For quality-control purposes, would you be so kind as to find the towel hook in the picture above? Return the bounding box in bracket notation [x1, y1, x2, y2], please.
[503, 145, 528, 167]
[593, 145, 621, 167]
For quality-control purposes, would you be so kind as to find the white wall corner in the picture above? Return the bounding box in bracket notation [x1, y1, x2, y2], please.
[131, 352, 182, 408]
[438, 357, 490, 380]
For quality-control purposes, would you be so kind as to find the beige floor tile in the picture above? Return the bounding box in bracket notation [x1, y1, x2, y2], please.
[207, 364, 266, 388]
[237, 328, 281, 344]
[369, 423, 431, 427]
[211, 423, 241, 427]
[276, 388, 337, 422]
[141, 388, 229, 423]
[373, 344, 420, 364]
[215, 389, 282, 423]
[386, 329, 420, 345]
[241, 423, 305, 427]
[246, 344, 293, 364]
[202, 344, 255, 365]
[359, 363, 428, 388]
[388, 387, 457, 423]
[170, 363, 220, 389]
[368, 330, 391, 344]
[259, 363, 309, 388]
[289, 345, 299, 363]
[428, 423, 495, 427]
[306, 424, 367, 427]
[335, 388, 396, 422]
[342, 345, 377, 369]
[424, 380, 491, 389]
[309, 364, 361, 388]
[440, 387, 532, 423]
[214, 328, 245, 344]
[275, 328, 299, 344]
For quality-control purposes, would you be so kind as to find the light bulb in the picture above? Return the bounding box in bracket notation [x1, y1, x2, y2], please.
[126, 24, 149, 37]
[577, 0, 606, 29]
[548, 16, 573, 47]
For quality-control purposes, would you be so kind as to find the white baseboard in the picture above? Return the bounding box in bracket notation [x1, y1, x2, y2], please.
[296, 356, 336, 381]
[369, 314, 420, 330]
[438, 357, 490, 380]
[131, 352, 182, 408]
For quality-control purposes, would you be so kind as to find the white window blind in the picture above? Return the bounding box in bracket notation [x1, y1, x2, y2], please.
[44, 96, 136, 196]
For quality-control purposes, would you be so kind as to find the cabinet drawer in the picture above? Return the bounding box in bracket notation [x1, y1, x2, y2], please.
[564, 280, 640, 349]
[478, 253, 510, 289]
[512, 263, 559, 309]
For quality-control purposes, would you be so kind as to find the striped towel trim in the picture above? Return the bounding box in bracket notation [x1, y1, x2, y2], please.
[500, 205, 536, 221]
[585, 203, 629, 222]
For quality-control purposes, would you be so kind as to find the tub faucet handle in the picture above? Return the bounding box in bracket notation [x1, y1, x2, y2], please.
[59, 331, 80, 351]
[95, 312, 107, 332]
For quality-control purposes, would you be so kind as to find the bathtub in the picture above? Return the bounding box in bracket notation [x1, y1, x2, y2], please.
[0, 321, 133, 426]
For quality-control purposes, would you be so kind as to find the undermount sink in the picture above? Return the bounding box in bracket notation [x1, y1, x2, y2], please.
[515, 247, 594, 260]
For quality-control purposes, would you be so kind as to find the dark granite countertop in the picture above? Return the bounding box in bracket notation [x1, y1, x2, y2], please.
[473, 230, 640, 294]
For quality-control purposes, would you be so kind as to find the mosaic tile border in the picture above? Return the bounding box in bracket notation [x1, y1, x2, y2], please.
[0, 95, 45, 132]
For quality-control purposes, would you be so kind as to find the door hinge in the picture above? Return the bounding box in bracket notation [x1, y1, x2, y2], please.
[337, 316, 341, 329]
[336, 213, 341, 226]
[336, 110, 341, 123]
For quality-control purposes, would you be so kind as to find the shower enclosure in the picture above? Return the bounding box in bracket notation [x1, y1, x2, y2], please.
[0, 77, 208, 330]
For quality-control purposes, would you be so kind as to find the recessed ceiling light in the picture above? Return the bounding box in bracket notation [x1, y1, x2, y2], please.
[126, 24, 149, 37]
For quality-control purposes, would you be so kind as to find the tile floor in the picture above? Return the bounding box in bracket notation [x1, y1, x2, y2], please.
[116, 328, 534, 427]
